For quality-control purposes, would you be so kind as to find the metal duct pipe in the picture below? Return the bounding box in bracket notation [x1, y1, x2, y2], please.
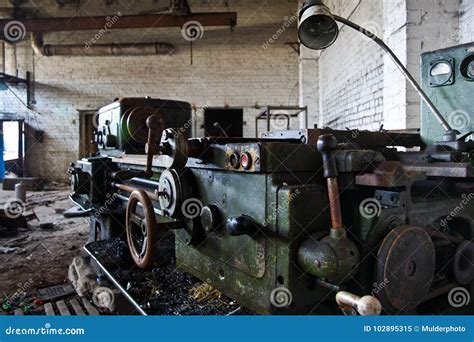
[31, 33, 174, 57]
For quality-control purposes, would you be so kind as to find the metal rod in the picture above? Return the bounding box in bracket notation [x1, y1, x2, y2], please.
[327, 178, 343, 230]
[334, 15, 452, 133]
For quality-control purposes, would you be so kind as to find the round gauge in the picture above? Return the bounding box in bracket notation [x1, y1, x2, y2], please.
[460, 54, 474, 81]
[429, 60, 453, 86]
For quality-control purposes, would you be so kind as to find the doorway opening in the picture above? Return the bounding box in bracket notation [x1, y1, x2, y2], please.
[203, 108, 243, 138]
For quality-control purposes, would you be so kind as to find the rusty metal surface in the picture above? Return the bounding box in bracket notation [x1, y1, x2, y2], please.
[262, 129, 424, 148]
[0, 13, 237, 39]
[126, 190, 159, 269]
[376, 226, 436, 311]
[403, 162, 474, 178]
[327, 178, 343, 230]
[356, 161, 427, 187]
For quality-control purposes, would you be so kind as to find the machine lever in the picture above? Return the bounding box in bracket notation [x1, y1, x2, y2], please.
[317, 134, 344, 235]
[144, 114, 164, 177]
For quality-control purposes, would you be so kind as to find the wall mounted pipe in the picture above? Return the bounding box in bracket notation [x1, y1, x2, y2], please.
[31, 33, 174, 57]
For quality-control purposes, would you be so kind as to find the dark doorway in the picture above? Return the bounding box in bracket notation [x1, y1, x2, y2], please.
[204, 108, 243, 138]
[79, 110, 98, 158]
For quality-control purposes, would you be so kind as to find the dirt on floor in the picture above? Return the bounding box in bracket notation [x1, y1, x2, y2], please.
[0, 187, 88, 306]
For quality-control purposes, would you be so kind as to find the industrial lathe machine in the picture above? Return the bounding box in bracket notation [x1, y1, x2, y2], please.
[68, 4, 474, 315]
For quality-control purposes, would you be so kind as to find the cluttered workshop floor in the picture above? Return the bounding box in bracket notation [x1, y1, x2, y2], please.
[0, 187, 252, 315]
[0, 187, 90, 314]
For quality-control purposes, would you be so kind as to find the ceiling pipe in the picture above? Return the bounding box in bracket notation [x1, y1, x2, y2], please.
[31, 33, 174, 57]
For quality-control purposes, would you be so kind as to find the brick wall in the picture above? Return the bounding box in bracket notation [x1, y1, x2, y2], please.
[0, 0, 299, 181]
[460, 0, 474, 44]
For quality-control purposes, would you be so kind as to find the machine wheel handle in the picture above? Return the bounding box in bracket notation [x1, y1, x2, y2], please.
[126, 190, 159, 269]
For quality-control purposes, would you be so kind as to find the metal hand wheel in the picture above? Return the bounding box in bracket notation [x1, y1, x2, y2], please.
[126, 190, 159, 269]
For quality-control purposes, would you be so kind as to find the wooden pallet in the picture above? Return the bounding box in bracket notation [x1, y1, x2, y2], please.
[14, 297, 101, 316]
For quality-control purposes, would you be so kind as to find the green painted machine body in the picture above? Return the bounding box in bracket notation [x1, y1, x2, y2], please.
[420, 43, 474, 144]
[175, 168, 333, 313]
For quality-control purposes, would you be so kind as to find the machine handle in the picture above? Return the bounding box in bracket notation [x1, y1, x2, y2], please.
[317, 134, 344, 232]
[336, 291, 382, 316]
[317, 134, 338, 178]
[144, 113, 164, 177]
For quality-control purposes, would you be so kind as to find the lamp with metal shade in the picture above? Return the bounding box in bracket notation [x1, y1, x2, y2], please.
[297, 0, 462, 143]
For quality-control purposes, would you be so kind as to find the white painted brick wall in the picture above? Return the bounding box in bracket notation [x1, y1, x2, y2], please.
[302, 0, 385, 131]
[1, 0, 299, 181]
[460, 0, 474, 44]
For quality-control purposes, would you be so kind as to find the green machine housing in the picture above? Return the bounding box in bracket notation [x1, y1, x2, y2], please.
[421, 42, 474, 144]
[95, 97, 192, 156]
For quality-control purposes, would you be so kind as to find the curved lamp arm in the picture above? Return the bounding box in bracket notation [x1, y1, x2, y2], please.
[334, 15, 454, 136]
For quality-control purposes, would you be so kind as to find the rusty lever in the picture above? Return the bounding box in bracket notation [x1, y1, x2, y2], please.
[317, 134, 345, 236]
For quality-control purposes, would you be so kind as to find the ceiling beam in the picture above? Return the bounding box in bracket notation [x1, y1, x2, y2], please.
[0, 12, 237, 40]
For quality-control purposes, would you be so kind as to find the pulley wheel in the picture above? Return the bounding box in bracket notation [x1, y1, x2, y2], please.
[127, 107, 165, 144]
[126, 190, 159, 269]
[376, 225, 435, 311]
[158, 169, 184, 218]
[158, 128, 188, 169]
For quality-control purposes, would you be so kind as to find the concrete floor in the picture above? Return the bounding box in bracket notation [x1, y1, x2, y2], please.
[0, 188, 88, 306]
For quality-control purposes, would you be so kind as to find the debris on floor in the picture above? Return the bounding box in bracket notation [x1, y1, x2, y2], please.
[86, 233, 253, 315]
[37, 283, 76, 302]
[68, 256, 99, 297]
[0, 188, 89, 313]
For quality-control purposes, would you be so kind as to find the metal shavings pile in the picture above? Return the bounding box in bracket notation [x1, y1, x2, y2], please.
[189, 283, 223, 303]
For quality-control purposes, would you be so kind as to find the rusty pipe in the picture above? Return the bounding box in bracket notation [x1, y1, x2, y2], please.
[31, 33, 174, 56]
